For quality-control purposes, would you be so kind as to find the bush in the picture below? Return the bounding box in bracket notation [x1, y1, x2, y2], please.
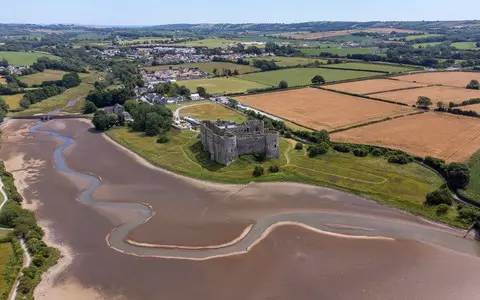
[436, 204, 450, 216]
[352, 147, 368, 157]
[284, 131, 292, 138]
[294, 143, 303, 150]
[253, 166, 264, 177]
[308, 142, 329, 157]
[388, 154, 413, 165]
[424, 188, 453, 206]
[457, 206, 480, 224]
[157, 133, 170, 144]
[333, 144, 350, 153]
[253, 153, 266, 162]
[466, 79, 480, 90]
[83, 100, 97, 114]
[19, 98, 31, 109]
[370, 148, 385, 157]
[446, 162, 470, 190]
[279, 80, 288, 89]
[269, 165, 280, 173]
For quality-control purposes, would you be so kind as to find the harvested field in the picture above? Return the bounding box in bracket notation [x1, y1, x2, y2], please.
[393, 72, 480, 88]
[279, 28, 421, 40]
[3, 94, 23, 110]
[236, 88, 414, 131]
[460, 103, 480, 113]
[327, 79, 427, 95]
[373, 86, 480, 106]
[332, 112, 480, 162]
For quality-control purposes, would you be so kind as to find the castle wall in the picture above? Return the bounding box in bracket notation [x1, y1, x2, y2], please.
[265, 131, 280, 159]
[236, 135, 266, 156]
[200, 120, 279, 166]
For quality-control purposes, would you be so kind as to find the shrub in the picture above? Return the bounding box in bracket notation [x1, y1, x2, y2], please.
[333, 144, 350, 153]
[294, 143, 303, 150]
[457, 207, 480, 224]
[269, 165, 280, 173]
[253, 153, 266, 162]
[19, 98, 31, 109]
[424, 188, 453, 206]
[446, 162, 470, 190]
[388, 154, 413, 165]
[370, 148, 385, 157]
[352, 147, 368, 157]
[83, 100, 97, 114]
[252, 166, 264, 177]
[436, 204, 450, 216]
[279, 80, 288, 89]
[308, 142, 329, 157]
[466, 79, 479, 90]
[284, 131, 292, 138]
[157, 133, 170, 144]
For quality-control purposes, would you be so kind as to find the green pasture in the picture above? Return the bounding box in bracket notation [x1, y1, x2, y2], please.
[0, 51, 60, 66]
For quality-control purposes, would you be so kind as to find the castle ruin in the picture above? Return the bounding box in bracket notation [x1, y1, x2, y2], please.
[200, 120, 279, 166]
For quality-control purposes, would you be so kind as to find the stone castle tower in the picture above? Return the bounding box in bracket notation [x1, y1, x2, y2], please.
[200, 120, 279, 166]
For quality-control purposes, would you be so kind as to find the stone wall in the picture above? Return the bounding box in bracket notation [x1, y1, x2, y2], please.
[200, 120, 279, 166]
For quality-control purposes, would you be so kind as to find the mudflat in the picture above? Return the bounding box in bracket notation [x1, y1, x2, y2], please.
[1, 119, 480, 300]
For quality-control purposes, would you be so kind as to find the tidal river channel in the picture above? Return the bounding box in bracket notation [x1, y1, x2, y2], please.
[1, 118, 480, 300]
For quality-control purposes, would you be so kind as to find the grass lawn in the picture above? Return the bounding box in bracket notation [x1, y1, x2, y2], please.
[180, 103, 247, 123]
[20, 70, 67, 86]
[299, 47, 375, 56]
[0, 51, 60, 66]
[60, 97, 86, 114]
[177, 77, 269, 94]
[451, 42, 479, 50]
[166, 100, 211, 111]
[144, 62, 259, 75]
[463, 149, 480, 203]
[237, 68, 379, 87]
[11, 72, 101, 116]
[2, 94, 23, 111]
[0, 242, 13, 295]
[321, 62, 414, 73]
[413, 42, 441, 48]
[106, 127, 466, 227]
[247, 56, 327, 67]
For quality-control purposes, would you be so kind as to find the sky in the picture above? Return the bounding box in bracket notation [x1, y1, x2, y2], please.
[1, 0, 479, 25]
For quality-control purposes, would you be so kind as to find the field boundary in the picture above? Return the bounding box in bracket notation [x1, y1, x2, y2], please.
[314, 86, 411, 107]
[329, 111, 426, 134]
[364, 85, 432, 95]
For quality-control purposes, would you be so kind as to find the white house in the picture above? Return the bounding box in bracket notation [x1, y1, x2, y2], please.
[190, 93, 201, 101]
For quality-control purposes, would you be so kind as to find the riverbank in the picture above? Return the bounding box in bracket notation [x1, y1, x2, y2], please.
[105, 126, 471, 229]
[1, 118, 480, 300]
[0, 159, 60, 299]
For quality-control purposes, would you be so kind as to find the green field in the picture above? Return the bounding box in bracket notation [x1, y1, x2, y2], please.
[20, 70, 67, 86]
[180, 103, 247, 123]
[0, 51, 60, 66]
[390, 34, 443, 41]
[177, 77, 269, 94]
[169, 38, 256, 49]
[237, 68, 379, 87]
[144, 62, 259, 75]
[299, 47, 376, 56]
[321, 62, 414, 73]
[451, 42, 479, 50]
[2, 94, 23, 110]
[0, 242, 13, 295]
[463, 149, 480, 203]
[413, 42, 441, 48]
[247, 56, 327, 67]
[11, 72, 100, 116]
[106, 127, 469, 227]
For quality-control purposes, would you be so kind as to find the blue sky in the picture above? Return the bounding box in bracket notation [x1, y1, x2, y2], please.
[1, 0, 479, 25]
